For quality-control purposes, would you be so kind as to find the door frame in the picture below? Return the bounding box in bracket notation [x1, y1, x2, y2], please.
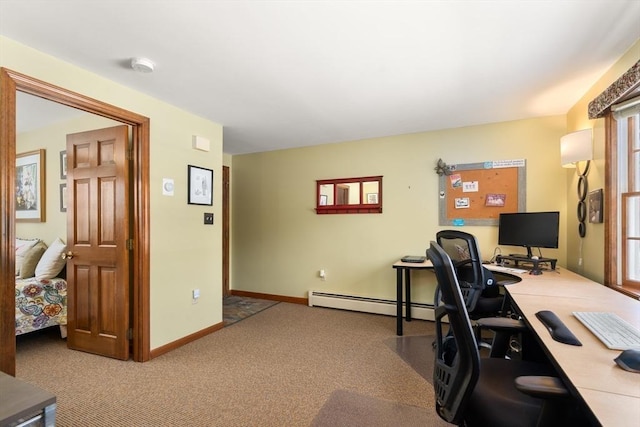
[222, 166, 230, 297]
[0, 68, 151, 375]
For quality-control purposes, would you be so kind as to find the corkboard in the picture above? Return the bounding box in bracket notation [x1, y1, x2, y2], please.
[438, 160, 526, 226]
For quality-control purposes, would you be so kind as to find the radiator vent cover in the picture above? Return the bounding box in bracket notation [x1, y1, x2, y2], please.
[308, 290, 435, 321]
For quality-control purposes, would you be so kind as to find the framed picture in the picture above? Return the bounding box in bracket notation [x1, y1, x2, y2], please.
[588, 188, 603, 223]
[59, 183, 67, 212]
[319, 194, 328, 206]
[188, 165, 213, 206]
[59, 150, 67, 179]
[366, 193, 378, 204]
[16, 149, 46, 222]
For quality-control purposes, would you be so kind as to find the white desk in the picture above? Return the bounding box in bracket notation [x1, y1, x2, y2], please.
[504, 268, 640, 426]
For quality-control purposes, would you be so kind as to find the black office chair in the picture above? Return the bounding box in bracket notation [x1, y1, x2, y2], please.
[434, 230, 526, 356]
[427, 241, 577, 427]
[435, 230, 502, 318]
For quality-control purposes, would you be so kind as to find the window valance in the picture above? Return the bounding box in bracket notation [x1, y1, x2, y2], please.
[588, 60, 640, 119]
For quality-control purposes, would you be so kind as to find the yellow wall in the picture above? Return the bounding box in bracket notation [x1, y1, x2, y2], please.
[231, 38, 640, 300]
[1, 36, 224, 350]
[231, 115, 568, 303]
[565, 39, 640, 283]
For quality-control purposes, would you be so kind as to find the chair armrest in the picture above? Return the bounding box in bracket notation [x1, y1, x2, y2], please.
[515, 376, 569, 399]
[476, 317, 527, 332]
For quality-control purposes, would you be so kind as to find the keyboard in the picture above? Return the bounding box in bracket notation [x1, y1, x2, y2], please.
[485, 264, 528, 274]
[573, 311, 640, 350]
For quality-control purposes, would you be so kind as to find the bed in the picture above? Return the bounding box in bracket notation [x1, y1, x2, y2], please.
[14, 237, 68, 337]
[15, 276, 67, 337]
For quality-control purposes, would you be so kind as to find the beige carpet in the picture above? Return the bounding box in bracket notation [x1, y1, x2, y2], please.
[15, 303, 448, 426]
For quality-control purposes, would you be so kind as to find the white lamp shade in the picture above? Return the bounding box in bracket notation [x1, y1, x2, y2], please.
[560, 129, 592, 168]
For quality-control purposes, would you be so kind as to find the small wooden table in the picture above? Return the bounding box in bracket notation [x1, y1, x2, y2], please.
[392, 259, 434, 335]
[0, 372, 56, 426]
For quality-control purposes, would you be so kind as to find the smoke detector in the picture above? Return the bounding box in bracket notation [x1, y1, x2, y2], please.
[131, 57, 155, 73]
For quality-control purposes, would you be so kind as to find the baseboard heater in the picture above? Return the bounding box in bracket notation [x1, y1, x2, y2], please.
[308, 291, 435, 321]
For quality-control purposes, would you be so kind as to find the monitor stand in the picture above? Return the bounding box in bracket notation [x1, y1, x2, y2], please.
[495, 254, 557, 275]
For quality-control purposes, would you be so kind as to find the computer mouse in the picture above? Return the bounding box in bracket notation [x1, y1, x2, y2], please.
[614, 349, 640, 373]
[531, 255, 539, 260]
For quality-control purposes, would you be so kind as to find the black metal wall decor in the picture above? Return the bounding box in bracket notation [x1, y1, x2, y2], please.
[576, 161, 590, 237]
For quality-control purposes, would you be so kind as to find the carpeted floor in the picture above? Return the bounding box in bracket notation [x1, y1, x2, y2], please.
[16, 303, 448, 426]
[223, 295, 279, 326]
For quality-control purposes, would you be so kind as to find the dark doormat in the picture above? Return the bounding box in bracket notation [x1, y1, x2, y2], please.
[223, 295, 279, 326]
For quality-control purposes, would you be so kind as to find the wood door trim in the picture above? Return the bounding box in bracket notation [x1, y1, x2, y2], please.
[223, 166, 230, 297]
[0, 68, 151, 374]
[0, 69, 17, 375]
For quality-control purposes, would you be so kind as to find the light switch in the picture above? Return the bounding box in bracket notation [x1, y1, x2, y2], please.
[204, 213, 214, 224]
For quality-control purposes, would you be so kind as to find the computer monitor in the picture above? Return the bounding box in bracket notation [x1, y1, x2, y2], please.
[498, 211, 559, 258]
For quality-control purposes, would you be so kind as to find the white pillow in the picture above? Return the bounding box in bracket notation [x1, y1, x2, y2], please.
[35, 237, 68, 279]
[16, 238, 39, 276]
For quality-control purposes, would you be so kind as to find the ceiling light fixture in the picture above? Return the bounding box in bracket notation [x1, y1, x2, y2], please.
[131, 57, 155, 73]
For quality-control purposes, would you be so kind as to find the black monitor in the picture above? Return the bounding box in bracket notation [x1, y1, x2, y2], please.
[498, 211, 559, 258]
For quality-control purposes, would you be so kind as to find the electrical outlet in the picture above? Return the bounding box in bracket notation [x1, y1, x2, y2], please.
[204, 213, 214, 225]
[319, 269, 326, 280]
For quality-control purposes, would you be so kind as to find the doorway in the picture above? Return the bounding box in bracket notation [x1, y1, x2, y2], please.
[337, 184, 349, 205]
[223, 166, 230, 298]
[0, 68, 151, 375]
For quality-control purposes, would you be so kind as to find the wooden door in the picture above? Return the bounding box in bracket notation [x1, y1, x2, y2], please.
[222, 166, 230, 297]
[65, 125, 130, 360]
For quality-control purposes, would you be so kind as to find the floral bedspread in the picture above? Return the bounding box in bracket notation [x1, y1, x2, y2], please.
[15, 277, 67, 335]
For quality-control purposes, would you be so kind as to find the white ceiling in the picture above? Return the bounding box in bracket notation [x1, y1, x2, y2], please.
[2, 1, 639, 155]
